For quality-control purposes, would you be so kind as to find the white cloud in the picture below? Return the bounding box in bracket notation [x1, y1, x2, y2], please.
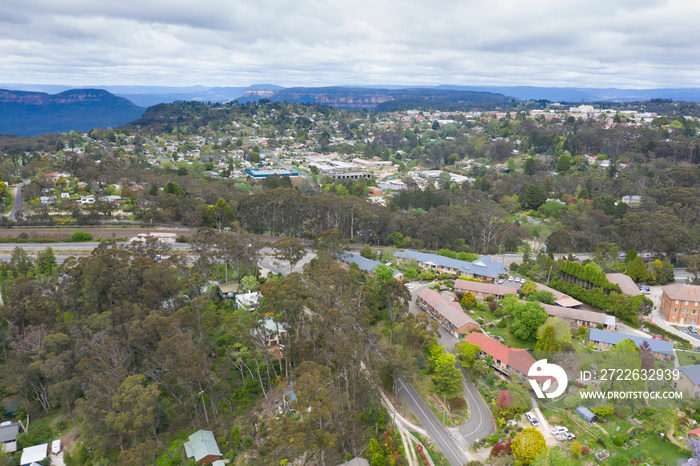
[1, 0, 700, 88]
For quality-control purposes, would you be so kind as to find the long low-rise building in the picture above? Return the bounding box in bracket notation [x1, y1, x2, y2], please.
[416, 288, 479, 338]
[395, 250, 507, 282]
[454, 279, 518, 301]
[465, 332, 535, 379]
[587, 328, 673, 361]
[337, 251, 404, 280]
[539, 302, 616, 331]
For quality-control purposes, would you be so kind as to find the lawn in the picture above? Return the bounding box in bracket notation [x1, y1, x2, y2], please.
[484, 318, 533, 349]
[677, 350, 700, 367]
[610, 434, 689, 464]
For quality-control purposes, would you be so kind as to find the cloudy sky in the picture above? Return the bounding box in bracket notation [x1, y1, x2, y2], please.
[2, 0, 700, 89]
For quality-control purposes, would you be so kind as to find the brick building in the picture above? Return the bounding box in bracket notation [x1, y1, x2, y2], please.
[660, 284, 700, 325]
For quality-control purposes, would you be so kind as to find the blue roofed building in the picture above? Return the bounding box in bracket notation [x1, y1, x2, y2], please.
[394, 250, 507, 282]
[243, 168, 300, 179]
[587, 328, 674, 361]
[337, 251, 404, 280]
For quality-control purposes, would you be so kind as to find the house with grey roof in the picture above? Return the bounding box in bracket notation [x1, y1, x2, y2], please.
[183, 430, 222, 465]
[394, 250, 506, 282]
[675, 365, 700, 397]
[337, 251, 403, 280]
[587, 328, 673, 361]
[0, 422, 19, 453]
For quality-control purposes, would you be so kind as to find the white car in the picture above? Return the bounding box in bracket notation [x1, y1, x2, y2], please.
[566, 432, 576, 440]
[526, 412, 539, 426]
[405, 284, 414, 290]
[508, 276, 514, 282]
[550, 426, 569, 435]
[52, 439, 61, 454]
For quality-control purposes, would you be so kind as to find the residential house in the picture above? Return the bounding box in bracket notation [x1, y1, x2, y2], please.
[660, 284, 700, 325]
[621, 195, 642, 205]
[587, 328, 673, 361]
[235, 291, 261, 310]
[340, 459, 371, 466]
[20, 443, 48, 466]
[454, 280, 518, 301]
[674, 365, 700, 398]
[337, 251, 403, 280]
[395, 250, 507, 282]
[464, 332, 535, 379]
[539, 302, 616, 331]
[217, 283, 239, 300]
[416, 289, 479, 338]
[0, 422, 19, 453]
[605, 273, 641, 297]
[183, 430, 222, 465]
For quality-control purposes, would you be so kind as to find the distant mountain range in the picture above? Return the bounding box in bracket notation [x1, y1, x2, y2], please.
[7, 82, 700, 137]
[9, 83, 700, 106]
[0, 89, 145, 137]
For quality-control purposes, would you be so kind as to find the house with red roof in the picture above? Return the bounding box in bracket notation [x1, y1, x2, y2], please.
[465, 332, 536, 379]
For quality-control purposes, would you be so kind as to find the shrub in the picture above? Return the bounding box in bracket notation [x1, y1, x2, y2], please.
[612, 432, 629, 447]
[497, 319, 507, 328]
[71, 231, 93, 242]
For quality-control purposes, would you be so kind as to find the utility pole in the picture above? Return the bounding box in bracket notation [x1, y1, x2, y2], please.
[443, 393, 446, 425]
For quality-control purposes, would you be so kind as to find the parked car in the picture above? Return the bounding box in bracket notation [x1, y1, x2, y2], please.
[690, 326, 698, 334]
[52, 439, 61, 454]
[526, 412, 539, 426]
[566, 432, 576, 440]
[508, 276, 514, 282]
[550, 426, 569, 435]
[405, 284, 414, 290]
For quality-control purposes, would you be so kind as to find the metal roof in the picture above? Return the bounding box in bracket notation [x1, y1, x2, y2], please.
[678, 364, 700, 385]
[395, 250, 507, 279]
[20, 444, 48, 466]
[185, 430, 221, 462]
[337, 251, 403, 278]
[0, 423, 19, 443]
[588, 328, 673, 355]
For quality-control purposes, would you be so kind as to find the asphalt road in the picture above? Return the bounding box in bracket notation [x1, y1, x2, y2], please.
[406, 281, 496, 447]
[8, 179, 29, 220]
[396, 378, 469, 466]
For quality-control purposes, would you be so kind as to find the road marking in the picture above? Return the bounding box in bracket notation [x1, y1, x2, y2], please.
[397, 379, 463, 465]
